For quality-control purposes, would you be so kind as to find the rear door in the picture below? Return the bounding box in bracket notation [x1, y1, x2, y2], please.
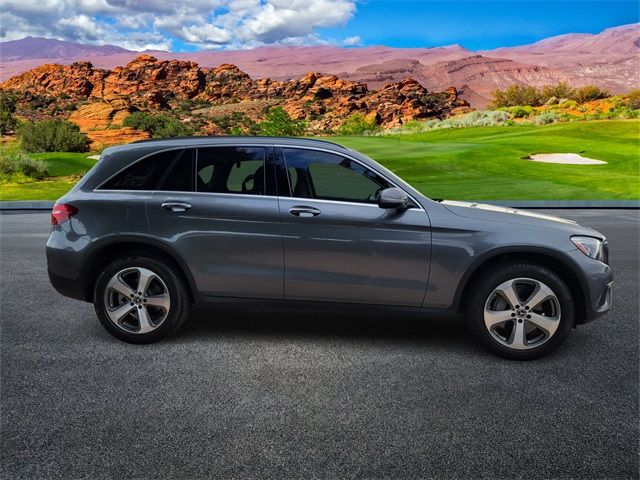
[146, 145, 283, 299]
[276, 147, 431, 306]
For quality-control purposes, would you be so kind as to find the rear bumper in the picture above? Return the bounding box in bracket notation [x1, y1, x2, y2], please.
[46, 238, 91, 302]
[48, 269, 89, 302]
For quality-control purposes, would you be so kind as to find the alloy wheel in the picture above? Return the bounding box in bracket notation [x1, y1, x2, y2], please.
[483, 277, 561, 350]
[103, 267, 170, 334]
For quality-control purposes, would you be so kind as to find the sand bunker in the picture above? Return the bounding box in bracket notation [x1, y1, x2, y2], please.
[527, 153, 607, 165]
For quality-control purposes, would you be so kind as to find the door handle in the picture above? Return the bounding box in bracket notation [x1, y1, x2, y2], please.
[162, 202, 192, 213]
[289, 206, 321, 217]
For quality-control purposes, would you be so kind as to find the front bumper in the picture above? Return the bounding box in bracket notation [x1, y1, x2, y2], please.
[567, 249, 614, 324]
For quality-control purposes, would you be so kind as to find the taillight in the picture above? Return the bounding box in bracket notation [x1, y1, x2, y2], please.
[51, 203, 78, 225]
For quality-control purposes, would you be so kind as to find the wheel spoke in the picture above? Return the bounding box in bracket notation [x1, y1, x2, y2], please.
[107, 303, 135, 325]
[137, 307, 154, 334]
[145, 294, 170, 311]
[525, 283, 555, 310]
[508, 320, 527, 349]
[136, 269, 155, 296]
[106, 275, 134, 298]
[495, 280, 521, 309]
[527, 313, 559, 336]
[484, 309, 513, 328]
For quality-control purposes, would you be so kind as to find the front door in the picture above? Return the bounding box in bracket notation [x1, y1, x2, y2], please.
[276, 147, 431, 306]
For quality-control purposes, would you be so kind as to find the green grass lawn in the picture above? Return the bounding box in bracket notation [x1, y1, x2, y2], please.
[334, 120, 640, 200]
[30, 152, 97, 177]
[0, 152, 96, 201]
[1, 120, 638, 201]
[0, 177, 80, 201]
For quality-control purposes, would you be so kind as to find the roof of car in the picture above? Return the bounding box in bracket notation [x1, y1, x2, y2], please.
[124, 136, 348, 150]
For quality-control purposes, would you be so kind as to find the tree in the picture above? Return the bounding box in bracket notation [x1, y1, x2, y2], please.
[257, 107, 306, 136]
[0, 94, 18, 135]
[572, 85, 610, 103]
[540, 82, 575, 102]
[491, 85, 542, 108]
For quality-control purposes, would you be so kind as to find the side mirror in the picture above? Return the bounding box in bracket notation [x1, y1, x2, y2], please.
[377, 187, 410, 210]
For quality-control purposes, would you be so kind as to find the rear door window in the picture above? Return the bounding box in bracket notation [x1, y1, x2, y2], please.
[197, 147, 266, 195]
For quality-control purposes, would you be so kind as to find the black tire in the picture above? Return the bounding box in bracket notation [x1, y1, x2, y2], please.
[94, 255, 191, 344]
[464, 263, 574, 360]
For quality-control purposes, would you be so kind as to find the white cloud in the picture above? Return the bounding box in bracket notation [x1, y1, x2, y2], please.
[0, 0, 358, 51]
[342, 35, 361, 46]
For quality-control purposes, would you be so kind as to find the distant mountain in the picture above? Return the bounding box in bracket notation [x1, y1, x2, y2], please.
[0, 24, 638, 106]
[0, 36, 132, 61]
[481, 24, 640, 95]
[338, 55, 572, 106]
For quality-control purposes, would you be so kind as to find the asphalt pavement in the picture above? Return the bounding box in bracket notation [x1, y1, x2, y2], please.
[1, 209, 638, 479]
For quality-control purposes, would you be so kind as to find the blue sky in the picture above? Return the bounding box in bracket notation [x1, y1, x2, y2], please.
[2, 0, 638, 52]
[318, 1, 640, 50]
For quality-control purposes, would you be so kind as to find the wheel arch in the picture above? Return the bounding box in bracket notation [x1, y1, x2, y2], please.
[455, 246, 588, 324]
[81, 236, 197, 303]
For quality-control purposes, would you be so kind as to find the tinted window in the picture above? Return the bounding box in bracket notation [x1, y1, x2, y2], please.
[197, 147, 266, 195]
[101, 149, 194, 191]
[283, 148, 390, 204]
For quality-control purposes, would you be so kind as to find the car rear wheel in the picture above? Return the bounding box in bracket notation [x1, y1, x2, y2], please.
[465, 263, 574, 360]
[94, 255, 190, 344]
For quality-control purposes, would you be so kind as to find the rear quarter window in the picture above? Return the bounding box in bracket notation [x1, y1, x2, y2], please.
[99, 149, 195, 191]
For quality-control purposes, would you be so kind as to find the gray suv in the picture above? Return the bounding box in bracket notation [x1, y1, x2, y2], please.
[47, 137, 613, 359]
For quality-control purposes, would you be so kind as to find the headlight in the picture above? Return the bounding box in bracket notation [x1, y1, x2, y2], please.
[571, 236, 605, 261]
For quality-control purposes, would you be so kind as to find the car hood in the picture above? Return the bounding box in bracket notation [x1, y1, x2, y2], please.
[440, 200, 603, 237]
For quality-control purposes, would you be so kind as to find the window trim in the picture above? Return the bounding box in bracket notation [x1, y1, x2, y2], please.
[94, 143, 423, 211]
[276, 145, 423, 211]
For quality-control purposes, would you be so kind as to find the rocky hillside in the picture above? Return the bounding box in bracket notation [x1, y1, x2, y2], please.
[0, 55, 472, 136]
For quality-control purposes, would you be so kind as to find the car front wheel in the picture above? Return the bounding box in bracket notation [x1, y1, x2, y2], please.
[465, 263, 575, 360]
[94, 255, 191, 344]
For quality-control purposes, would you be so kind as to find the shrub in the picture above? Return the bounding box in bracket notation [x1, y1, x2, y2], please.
[625, 90, 640, 110]
[0, 143, 48, 180]
[532, 111, 560, 125]
[123, 111, 163, 133]
[491, 85, 542, 108]
[391, 110, 510, 134]
[508, 105, 535, 118]
[573, 85, 610, 103]
[337, 113, 379, 135]
[18, 119, 88, 152]
[401, 120, 429, 134]
[257, 107, 306, 136]
[154, 117, 193, 138]
[123, 111, 193, 138]
[558, 99, 577, 109]
[447, 110, 510, 127]
[212, 112, 258, 135]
